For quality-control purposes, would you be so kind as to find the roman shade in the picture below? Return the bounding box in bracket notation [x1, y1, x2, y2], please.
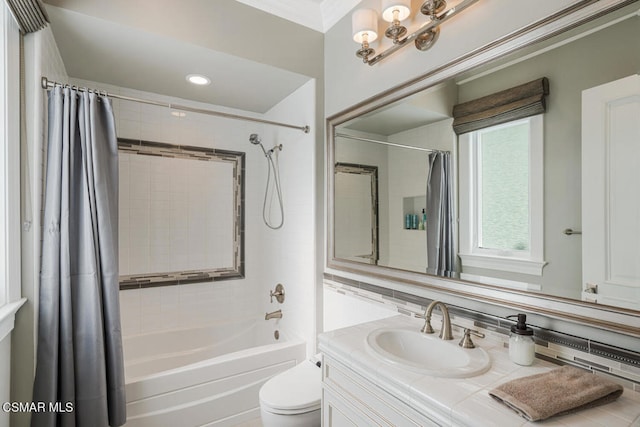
[5, 0, 48, 33]
[452, 77, 549, 135]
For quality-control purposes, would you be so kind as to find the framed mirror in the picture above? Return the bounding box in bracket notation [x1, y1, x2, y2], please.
[327, 0, 640, 336]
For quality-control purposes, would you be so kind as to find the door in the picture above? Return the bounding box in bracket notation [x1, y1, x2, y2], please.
[582, 74, 640, 309]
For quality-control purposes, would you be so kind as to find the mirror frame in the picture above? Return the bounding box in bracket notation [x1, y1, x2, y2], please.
[334, 162, 379, 265]
[326, 0, 640, 338]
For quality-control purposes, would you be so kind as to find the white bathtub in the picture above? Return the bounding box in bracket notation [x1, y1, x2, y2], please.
[122, 319, 306, 427]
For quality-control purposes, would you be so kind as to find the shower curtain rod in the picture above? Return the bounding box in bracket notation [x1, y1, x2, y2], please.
[335, 132, 447, 153]
[41, 77, 310, 134]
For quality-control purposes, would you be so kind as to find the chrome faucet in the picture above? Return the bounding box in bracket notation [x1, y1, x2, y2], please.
[265, 309, 282, 320]
[419, 301, 453, 340]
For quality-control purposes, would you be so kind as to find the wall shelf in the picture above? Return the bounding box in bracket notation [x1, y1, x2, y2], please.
[402, 195, 426, 230]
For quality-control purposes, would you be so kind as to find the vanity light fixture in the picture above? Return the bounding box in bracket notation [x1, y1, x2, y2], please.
[186, 74, 211, 86]
[352, 8, 379, 62]
[382, 0, 411, 43]
[351, 0, 479, 65]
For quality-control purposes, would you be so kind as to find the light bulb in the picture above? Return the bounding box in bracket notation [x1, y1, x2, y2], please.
[352, 8, 378, 44]
[382, 0, 411, 22]
[186, 74, 211, 86]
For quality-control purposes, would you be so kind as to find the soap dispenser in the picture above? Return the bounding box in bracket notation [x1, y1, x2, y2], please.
[508, 314, 535, 366]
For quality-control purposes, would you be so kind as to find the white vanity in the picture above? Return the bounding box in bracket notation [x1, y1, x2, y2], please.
[318, 314, 640, 426]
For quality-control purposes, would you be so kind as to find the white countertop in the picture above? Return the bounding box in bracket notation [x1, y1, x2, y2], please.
[318, 315, 640, 427]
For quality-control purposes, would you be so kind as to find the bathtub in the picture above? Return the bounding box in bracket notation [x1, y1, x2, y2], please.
[122, 319, 306, 427]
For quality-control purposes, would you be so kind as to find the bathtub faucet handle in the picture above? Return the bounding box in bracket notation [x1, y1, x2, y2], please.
[270, 284, 285, 303]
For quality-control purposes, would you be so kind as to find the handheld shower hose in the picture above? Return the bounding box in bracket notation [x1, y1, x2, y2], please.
[249, 134, 284, 229]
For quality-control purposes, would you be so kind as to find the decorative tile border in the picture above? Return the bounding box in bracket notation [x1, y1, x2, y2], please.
[119, 269, 243, 290]
[324, 272, 640, 392]
[118, 138, 245, 290]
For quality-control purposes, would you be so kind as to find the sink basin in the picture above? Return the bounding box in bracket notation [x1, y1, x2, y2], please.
[365, 327, 491, 378]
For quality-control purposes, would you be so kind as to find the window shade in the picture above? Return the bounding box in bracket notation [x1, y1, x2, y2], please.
[452, 77, 549, 135]
[5, 0, 48, 33]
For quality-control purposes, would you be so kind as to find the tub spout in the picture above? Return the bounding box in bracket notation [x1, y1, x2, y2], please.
[265, 309, 282, 320]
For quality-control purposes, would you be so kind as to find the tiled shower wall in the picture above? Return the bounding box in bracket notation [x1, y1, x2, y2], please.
[68, 77, 316, 353]
[118, 150, 235, 276]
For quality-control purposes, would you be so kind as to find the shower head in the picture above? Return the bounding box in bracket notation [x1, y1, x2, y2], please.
[250, 133, 268, 157]
[249, 134, 261, 145]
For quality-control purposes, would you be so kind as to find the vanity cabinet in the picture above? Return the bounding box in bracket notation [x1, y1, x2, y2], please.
[322, 355, 440, 426]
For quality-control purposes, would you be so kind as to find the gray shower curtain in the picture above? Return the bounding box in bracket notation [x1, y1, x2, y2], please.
[32, 87, 126, 427]
[426, 151, 456, 277]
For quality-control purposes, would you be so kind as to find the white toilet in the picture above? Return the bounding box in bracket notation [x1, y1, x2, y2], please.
[259, 357, 322, 427]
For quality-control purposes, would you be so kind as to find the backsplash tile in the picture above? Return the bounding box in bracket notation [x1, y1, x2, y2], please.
[325, 273, 640, 391]
[534, 329, 589, 353]
[591, 342, 640, 367]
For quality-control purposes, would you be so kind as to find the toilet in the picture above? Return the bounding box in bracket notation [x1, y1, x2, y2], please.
[259, 356, 322, 427]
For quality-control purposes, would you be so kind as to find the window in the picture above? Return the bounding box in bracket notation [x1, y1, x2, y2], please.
[459, 115, 546, 275]
[1, 2, 22, 308]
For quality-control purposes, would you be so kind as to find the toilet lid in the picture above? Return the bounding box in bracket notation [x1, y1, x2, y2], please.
[259, 360, 322, 414]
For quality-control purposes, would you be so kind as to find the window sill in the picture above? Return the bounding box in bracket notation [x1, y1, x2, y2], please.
[0, 298, 26, 342]
[459, 272, 542, 291]
[459, 253, 547, 276]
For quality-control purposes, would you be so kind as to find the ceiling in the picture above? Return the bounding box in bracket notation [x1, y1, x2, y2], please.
[42, 0, 360, 113]
[233, 0, 360, 33]
[342, 81, 457, 137]
[42, 0, 445, 135]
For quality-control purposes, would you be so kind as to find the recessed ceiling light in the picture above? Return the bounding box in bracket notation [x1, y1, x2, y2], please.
[171, 111, 186, 118]
[186, 74, 211, 86]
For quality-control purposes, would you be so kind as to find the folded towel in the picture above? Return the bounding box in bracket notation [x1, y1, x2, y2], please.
[489, 366, 623, 421]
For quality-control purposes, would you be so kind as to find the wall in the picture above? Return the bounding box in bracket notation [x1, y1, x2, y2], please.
[386, 119, 455, 272]
[118, 149, 238, 278]
[322, 284, 397, 332]
[1, 3, 23, 424]
[0, 7, 21, 426]
[0, 336, 9, 427]
[324, 0, 582, 116]
[258, 79, 317, 356]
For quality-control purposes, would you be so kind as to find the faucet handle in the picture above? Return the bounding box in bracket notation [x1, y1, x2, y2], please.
[415, 310, 435, 334]
[457, 327, 485, 349]
[270, 284, 285, 303]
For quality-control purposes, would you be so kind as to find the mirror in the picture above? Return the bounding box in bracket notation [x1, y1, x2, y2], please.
[328, 3, 640, 316]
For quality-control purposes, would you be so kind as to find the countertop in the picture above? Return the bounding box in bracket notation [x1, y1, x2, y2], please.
[318, 315, 640, 426]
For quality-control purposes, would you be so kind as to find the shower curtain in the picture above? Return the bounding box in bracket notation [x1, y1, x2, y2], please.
[426, 151, 456, 277]
[32, 87, 126, 427]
